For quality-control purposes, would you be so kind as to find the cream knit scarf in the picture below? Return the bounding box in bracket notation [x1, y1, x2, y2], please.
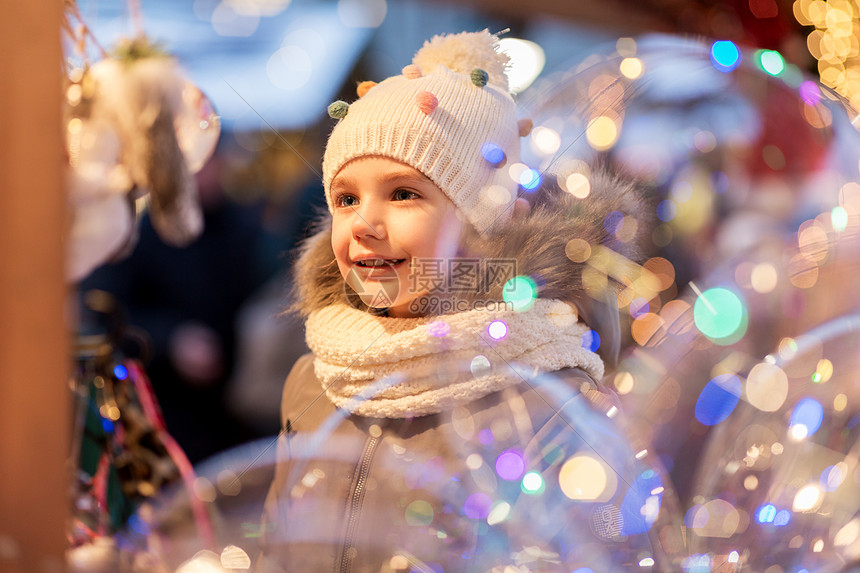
[304, 299, 605, 418]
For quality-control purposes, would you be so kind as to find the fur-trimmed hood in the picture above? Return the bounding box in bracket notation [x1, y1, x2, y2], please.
[289, 162, 654, 367]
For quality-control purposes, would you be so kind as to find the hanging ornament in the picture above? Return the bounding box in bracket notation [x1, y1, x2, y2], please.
[66, 110, 133, 203]
[174, 80, 221, 174]
[66, 190, 135, 283]
[62, 3, 222, 283]
[64, 67, 138, 281]
[86, 37, 206, 248]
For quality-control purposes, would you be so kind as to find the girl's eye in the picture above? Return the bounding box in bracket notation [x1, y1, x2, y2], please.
[393, 189, 418, 201]
[335, 194, 359, 208]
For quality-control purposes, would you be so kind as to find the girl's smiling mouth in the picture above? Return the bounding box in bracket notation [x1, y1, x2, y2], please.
[354, 258, 406, 268]
[351, 257, 408, 280]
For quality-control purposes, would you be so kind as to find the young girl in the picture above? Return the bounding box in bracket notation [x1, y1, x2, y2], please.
[258, 30, 667, 572]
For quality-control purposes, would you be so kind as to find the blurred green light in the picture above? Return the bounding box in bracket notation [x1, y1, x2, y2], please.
[760, 50, 785, 76]
[404, 500, 434, 526]
[693, 287, 746, 340]
[832, 206, 848, 233]
[503, 276, 538, 312]
[521, 471, 544, 494]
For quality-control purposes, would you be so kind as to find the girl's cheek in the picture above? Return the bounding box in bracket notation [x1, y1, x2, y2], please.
[433, 213, 464, 259]
[331, 229, 350, 269]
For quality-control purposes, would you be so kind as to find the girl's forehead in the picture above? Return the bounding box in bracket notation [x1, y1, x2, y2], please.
[331, 156, 440, 191]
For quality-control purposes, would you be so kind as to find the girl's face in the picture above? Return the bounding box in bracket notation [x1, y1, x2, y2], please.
[330, 156, 463, 317]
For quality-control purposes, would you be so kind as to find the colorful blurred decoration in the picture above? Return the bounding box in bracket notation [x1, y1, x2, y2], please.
[687, 315, 860, 571]
[63, 1, 221, 282]
[521, 32, 860, 331]
[515, 31, 860, 570]
[116, 362, 688, 572]
[69, 290, 213, 572]
[795, 0, 860, 112]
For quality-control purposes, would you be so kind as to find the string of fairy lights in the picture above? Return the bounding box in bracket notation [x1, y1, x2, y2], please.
[795, 0, 860, 110]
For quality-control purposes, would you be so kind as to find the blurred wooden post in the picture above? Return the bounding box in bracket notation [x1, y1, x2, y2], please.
[0, 1, 69, 572]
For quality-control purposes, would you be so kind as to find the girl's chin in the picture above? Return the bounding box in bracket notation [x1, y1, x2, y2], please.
[346, 277, 406, 310]
[342, 267, 429, 316]
[353, 291, 429, 318]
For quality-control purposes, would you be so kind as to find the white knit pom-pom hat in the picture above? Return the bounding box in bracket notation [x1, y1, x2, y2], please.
[322, 30, 527, 234]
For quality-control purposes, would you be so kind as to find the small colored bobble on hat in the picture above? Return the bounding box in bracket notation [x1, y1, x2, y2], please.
[518, 118, 534, 137]
[402, 64, 422, 79]
[415, 91, 438, 115]
[470, 68, 489, 88]
[328, 100, 349, 119]
[356, 81, 377, 98]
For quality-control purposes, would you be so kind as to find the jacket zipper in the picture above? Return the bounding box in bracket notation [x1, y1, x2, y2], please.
[338, 434, 379, 573]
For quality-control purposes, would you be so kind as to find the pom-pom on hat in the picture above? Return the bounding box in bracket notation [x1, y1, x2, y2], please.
[322, 30, 522, 234]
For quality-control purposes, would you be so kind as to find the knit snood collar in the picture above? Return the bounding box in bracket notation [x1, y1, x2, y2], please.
[305, 299, 605, 418]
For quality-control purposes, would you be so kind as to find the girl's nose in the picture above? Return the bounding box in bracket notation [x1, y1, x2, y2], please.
[350, 203, 386, 241]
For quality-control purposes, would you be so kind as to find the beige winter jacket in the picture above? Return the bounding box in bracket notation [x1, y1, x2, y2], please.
[257, 353, 661, 573]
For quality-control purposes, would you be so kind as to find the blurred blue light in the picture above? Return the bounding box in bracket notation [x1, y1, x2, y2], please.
[113, 364, 128, 380]
[756, 503, 776, 523]
[790, 397, 824, 437]
[656, 200, 677, 222]
[711, 41, 741, 72]
[684, 505, 705, 528]
[481, 142, 505, 166]
[581, 330, 601, 352]
[694, 374, 741, 426]
[128, 514, 151, 535]
[519, 168, 541, 190]
[820, 464, 844, 491]
[682, 553, 713, 573]
[659, 453, 674, 473]
[774, 509, 791, 526]
[710, 171, 729, 194]
[604, 210, 624, 233]
[620, 470, 662, 535]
